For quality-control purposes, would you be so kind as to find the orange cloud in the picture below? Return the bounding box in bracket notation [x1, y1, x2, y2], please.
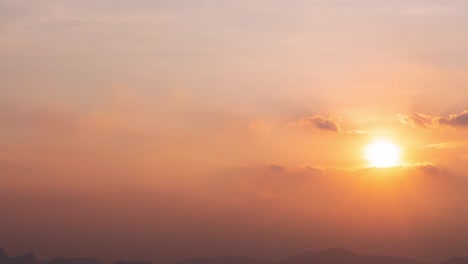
[268, 164, 286, 172]
[400, 110, 468, 129]
[299, 115, 342, 132]
[439, 110, 468, 127]
[304, 164, 324, 174]
[406, 162, 439, 174]
[398, 113, 436, 129]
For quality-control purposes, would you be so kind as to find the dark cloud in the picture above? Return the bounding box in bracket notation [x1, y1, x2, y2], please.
[439, 110, 468, 127]
[269, 164, 286, 172]
[400, 110, 468, 129]
[299, 115, 341, 132]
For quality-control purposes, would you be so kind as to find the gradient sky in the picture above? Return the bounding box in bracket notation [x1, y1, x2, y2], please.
[2, 0, 468, 263]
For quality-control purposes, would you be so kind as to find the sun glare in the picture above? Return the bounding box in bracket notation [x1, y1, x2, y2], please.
[364, 139, 402, 168]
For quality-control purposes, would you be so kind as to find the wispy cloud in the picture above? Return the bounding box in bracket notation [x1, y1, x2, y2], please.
[407, 162, 439, 174]
[424, 141, 468, 149]
[298, 115, 342, 133]
[400, 110, 468, 129]
[398, 113, 436, 129]
[439, 110, 468, 127]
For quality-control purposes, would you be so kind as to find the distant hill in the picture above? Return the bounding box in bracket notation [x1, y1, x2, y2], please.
[175, 256, 272, 264]
[115, 260, 154, 264]
[441, 258, 468, 264]
[0, 249, 150, 264]
[172, 249, 429, 264]
[281, 248, 428, 264]
[43, 257, 102, 264]
[0, 249, 39, 264]
[1, 247, 467, 264]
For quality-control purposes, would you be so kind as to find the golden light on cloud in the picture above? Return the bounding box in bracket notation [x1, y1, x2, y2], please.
[364, 139, 402, 168]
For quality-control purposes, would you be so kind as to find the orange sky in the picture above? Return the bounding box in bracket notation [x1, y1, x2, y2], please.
[1, 0, 468, 263]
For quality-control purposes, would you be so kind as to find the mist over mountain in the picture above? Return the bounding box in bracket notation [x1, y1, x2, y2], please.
[0, 249, 39, 264]
[43, 257, 102, 264]
[280, 249, 427, 264]
[175, 256, 272, 264]
[0, 250, 147, 264]
[441, 258, 468, 264]
[1, 248, 466, 264]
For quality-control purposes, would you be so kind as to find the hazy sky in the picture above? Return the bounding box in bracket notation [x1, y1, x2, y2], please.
[2, 0, 468, 263]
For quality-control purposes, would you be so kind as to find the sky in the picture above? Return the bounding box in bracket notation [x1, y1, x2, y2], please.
[2, 0, 468, 263]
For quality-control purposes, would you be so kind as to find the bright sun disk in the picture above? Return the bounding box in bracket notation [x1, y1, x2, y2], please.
[364, 139, 402, 168]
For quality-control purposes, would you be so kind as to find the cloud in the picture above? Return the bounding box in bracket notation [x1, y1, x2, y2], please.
[439, 110, 468, 127]
[425, 141, 468, 149]
[268, 164, 286, 172]
[304, 164, 324, 174]
[409, 162, 439, 174]
[299, 115, 341, 132]
[400, 110, 468, 129]
[398, 113, 436, 129]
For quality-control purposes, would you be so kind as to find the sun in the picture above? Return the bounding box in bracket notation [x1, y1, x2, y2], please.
[364, 139, 402, 168]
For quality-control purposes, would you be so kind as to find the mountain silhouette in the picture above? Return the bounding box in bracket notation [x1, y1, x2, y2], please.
[43, 257, 102, 264]
[0, 250, 39, 264]
[11, 253, 39, 264]
[441, 258, 468, 264]
[175, 256, 272, 264]
[1, 247, 468, 264]
[115, 261, 154, 264]
[0, 249, 9, 264]
[281, 248, 428, 264]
